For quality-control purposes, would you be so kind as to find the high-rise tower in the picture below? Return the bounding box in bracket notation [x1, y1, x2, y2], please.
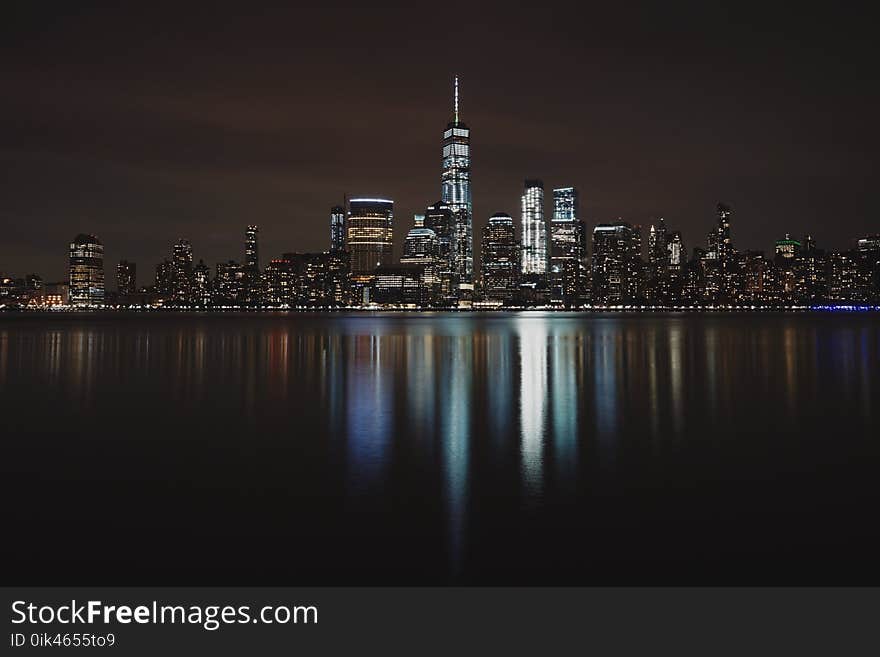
[347, 198, 394, 278]
[245, 225, 259, 272]
[520, 179, 547, 275]
[549, 187, 587, 304]
[330, 205, 345, 252]
[68, 234, 104, 306]
[441, 76, 472, 287]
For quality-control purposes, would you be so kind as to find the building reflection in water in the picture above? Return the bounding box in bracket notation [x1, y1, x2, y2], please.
[549, 321, 579, 493]
[346, 333, 391, 497]
[518, 315, 547, 503]
[439, 329, 471, 574]
[1, 313, 879, 581]
[592, 320, 620, 468]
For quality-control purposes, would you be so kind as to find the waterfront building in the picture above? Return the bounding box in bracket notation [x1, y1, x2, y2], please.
[214, 260, 245, 304]
[481, 212, 520, 303]
[244, 225, 261, 304]
[425, 201, 457, 301]
[193, 260, 211, 305]
[68, 233, 104, 306]
[591, 222, 640, 304]
[401, 214, 442, 305]
[171, 239, 193, 304]
[330, 205, 346, 252]
[549, 187, 587, 305]
[346, 198, 394, 279]
[441, 76, 472, 289]
[520, 179, 547, 276]
[827, 251, 861, 302]
[116, 260, 136, 296]
[371, 264, 424, 306]
[155, 259, 173, 298]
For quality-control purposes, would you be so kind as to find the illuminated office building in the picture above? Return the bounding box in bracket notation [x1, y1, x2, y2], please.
[243, 225, 261, 303]
[775, 234, 801, 261]
[400, 214, 441, 304]
[591, 222, 640, 304]
[172, 239, 193, 303]
[245, 225, 259, 272]
[441, 77, 472, 287]
[549, 187, 587, 304]
[68, 233, 104, 306]
[347, 198, 394, 278]
[520, 179, 547, 275]
[481, 212, 520, 302]
[425, 201, 457, 299]
[193, 260, 211, 305]
[648, 219, 668, 268]
[330, 205, 346, 252]
[116, 260, 136, 296]
[214, 260, 245, 304]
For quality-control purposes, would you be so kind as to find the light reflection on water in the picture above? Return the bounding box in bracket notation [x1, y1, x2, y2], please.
[1, 312, 880, 581]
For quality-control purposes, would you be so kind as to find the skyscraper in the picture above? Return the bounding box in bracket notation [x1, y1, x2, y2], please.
[648, 218, 668, 268]
[667, 231, 685, 270]
[68, 233, 104, 306]
[591, 223, 640, 304]
[425, 201, 456, 301]
[347, 198, 394, 278]
[521, 179, 547, 275]
[775, 233, 801, 261]
[400, 214, 441, 305]
[172, 239, 193, 303]
[481, 212, 520, 302]
[193, 260, 211, 305]
[245, 225, 259, 272]
[715, 203, 733, 263]
[116, 260, 136, 296]
[549, 187, 587, 304]
[441, 76, 472, 287]
[244, 225, 261, 304]
[330, 205, 345, 252]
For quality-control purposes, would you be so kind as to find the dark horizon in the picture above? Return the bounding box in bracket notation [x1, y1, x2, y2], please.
[3, 2, 878, 281]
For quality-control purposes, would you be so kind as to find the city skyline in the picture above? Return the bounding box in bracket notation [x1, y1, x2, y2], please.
[3, 4, 879, 282]
[5, 73, 878, 300]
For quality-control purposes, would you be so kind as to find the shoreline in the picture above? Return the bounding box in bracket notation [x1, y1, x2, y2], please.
[2, 305, 879, 315]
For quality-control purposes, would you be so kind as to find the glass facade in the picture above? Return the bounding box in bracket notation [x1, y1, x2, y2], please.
[347, 198, 394, 278]
[550, 187, 587, 304]
[481, 212, 519, 302]
[521, 179, 546, 275]
[172, 239, 193, 303]
[116, 260, 136, 296]
[592, 223, 641, 304]
[330, 205, 345, 252]
[441, 77, 472, 285]
[68, 234, 104, 306]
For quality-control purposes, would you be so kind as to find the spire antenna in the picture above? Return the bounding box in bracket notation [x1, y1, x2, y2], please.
[454, 75, 459, 124]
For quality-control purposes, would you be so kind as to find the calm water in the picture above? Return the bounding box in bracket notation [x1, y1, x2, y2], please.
[2, 312, 879, 584]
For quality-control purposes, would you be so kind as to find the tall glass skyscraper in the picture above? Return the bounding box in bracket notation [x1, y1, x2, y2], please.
[592, 222, 640, 304]
[520, 179, 546, 275]
[330, 205, 345, 252]
[116, 260, 136, 296]
[481, 212, 520, 302]
[441, 76, 472, 287]
[347, 198, 394, 278]
[68, 233, 104, 306]
[245, 225, 259, 272]
[172, 239, 193, 303]
[550, 187, 587, 304]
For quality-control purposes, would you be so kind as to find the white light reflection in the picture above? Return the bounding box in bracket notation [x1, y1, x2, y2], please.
[518, 316, 546, 502]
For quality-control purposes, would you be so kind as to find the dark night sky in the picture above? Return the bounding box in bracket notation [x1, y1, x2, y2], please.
[2, 1, 878, 283]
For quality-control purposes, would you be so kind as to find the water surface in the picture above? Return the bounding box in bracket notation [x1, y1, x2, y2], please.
[2, 312, 879, 583]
